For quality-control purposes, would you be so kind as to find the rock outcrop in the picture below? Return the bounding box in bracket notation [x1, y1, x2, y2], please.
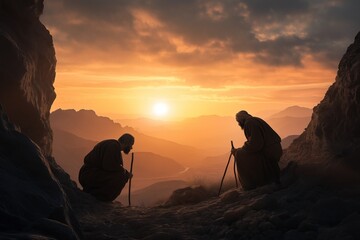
[283, 32, 360, 176]
[0, 107, 82, 239]
[0, 0, 55, 157]
[164, 186, 212, 206]
[0, 0, 79, 189]
[0, 1, 85, 238]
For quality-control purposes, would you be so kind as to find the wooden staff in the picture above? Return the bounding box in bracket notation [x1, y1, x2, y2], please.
[218, 141, 234, 196]
[128, 152, 134, 206]
[232, 141, 238, 188]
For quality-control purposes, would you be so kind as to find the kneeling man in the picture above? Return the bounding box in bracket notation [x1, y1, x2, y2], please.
[232, 111, 282, 190]
[79, 133, 134, 201]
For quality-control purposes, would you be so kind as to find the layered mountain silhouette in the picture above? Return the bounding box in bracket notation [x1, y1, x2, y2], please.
[266, 106, 311, 139]
[52, 122, 187, 191]
[269, 105, 312, 118]
[51, 109, 204, 168]
[51, 106, 309, 194]
[52, 128, 96, 186]
[118, 106, 311, 155]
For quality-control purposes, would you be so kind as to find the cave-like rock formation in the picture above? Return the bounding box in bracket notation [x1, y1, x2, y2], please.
[0, 0, 79, 190]
[283, 32, 360, 176]
[0, 1, 85, 238]
[0, 0, 55, 157]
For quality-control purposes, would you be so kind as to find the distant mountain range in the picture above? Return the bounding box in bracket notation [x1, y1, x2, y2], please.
[52, 127, 186, 188]
[51, 109, 126, 141]
[117, 105, 312, 154]
[269, 105, 312, 118]
[51, 106, 312, 199]
[266, 106, 311, 138]
[267, 116, 310, 138]
[118, 115, 243, 155]
[52, 128, 96, 185]
[51, 109, 205, 168]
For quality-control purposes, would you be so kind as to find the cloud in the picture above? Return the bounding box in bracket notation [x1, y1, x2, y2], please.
[42, 0, 359, 82]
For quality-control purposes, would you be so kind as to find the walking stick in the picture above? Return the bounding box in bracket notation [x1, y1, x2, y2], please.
[128, 152, 134, 206]
[232, 142, 239, 188]
[218, 141, 234, 196]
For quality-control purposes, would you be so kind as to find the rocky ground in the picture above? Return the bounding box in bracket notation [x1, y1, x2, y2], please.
[76, 163, 360, 240]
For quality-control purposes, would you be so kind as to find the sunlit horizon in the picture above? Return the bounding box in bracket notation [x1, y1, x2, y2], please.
[43, 0, 357, 121]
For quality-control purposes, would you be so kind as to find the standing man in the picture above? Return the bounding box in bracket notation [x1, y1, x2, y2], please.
[232, 111, 282, 190]
[79, 133, 135, 202]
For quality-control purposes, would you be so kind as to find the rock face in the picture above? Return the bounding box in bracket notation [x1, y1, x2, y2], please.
[164, 186, 212, 206]
[0, 0, 55, 157]
[0, 1, 85, 238]
[0, 107, 82, 239]
[283, 32, 360, 173]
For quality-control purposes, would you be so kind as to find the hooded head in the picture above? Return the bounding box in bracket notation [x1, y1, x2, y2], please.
[235, 110, 252, 129]
[118, 133, 135, 154]
[0, 0, 44, 21]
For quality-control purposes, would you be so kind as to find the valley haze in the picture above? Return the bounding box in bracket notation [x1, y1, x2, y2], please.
[52, 106, 310, 205]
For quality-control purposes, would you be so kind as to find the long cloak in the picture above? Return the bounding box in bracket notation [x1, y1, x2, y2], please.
[235, 117, 282, 190]
[79, 139, 129, 201]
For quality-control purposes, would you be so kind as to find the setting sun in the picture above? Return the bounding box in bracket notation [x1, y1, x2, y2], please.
[153, 102, 169, 117]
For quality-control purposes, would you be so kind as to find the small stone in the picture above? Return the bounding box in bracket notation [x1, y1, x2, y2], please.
[164, 186, 211, 206]
[223, 206, 251, 223]
[251, 195, 278, 210]
[220, 189, 241, 203]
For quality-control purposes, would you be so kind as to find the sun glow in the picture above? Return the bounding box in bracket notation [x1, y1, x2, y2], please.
[153, 102, 169, 117]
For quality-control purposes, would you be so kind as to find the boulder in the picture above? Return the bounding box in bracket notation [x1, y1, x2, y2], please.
[164, 186, 212, 206]
[0, 108, 82, 239]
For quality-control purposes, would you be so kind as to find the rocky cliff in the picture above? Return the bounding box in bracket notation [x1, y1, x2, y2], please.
[0, 0, 82, 203]
[0, 1, 85, 239]
[0, 0, 55, 157]
[283, 32, 360, 176]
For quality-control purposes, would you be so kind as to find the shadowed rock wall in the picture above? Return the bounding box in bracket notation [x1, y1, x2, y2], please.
[283, 32, 360, 173]
[0, 0, 55, 157]
[0, 107, 82, 239]
[0, 1, 85, 238]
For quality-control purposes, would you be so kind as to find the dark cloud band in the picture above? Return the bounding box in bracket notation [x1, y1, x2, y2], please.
[42, 0, 359, 70]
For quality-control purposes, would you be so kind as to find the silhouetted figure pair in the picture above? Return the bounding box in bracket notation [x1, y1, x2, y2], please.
[79, 133, 134, 202]
[232, 111, 282, 190]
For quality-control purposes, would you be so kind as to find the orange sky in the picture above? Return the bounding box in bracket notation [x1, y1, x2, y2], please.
[41, 0, 358, 120]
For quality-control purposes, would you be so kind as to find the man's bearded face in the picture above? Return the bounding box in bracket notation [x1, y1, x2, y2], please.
[123, 145, 132, 154]
[238, 120, 245, 130]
